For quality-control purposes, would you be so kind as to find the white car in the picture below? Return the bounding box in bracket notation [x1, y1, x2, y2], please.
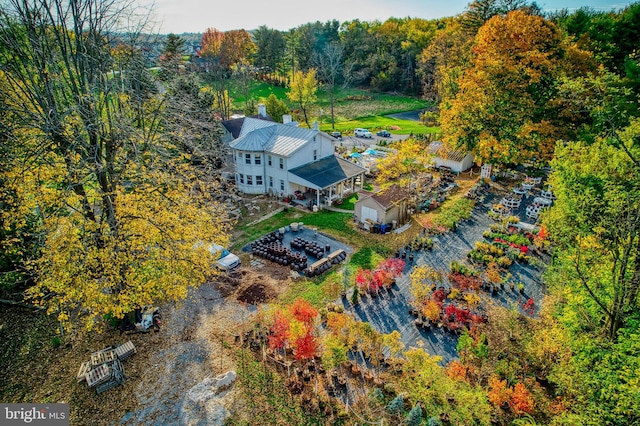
[208, 243, 241, 272]
[354, 128, 373, 138]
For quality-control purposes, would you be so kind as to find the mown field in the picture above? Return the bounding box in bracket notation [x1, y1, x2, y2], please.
[229, 81, 437, 135]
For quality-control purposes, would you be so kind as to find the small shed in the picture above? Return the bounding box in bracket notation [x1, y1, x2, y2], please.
[354, 184, 409, 231]
[428, 141, 474, 173]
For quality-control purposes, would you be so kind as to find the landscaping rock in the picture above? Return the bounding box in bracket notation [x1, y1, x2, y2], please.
[180, 371, 237, 426]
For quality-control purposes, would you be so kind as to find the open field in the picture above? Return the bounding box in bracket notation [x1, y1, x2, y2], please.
[228, 80, 436, 135]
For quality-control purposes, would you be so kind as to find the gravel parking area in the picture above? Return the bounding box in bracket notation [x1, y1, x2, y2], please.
[340, 191, 547, 364]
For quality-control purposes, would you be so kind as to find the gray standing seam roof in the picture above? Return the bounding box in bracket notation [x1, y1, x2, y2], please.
[289, 156, 366, 189]
[230, 121, 319, 157]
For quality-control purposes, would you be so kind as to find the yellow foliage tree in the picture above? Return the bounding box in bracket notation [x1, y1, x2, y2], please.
[0, 0, 232, 330]
[287, 69, 318, 128]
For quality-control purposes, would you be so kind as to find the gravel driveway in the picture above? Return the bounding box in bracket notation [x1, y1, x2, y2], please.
[119, 283, 247, 425]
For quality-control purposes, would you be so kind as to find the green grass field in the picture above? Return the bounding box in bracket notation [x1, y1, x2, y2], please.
[227, 79, 437, 135]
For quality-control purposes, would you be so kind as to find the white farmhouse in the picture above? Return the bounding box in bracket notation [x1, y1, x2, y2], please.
[228, 116, 367, 207]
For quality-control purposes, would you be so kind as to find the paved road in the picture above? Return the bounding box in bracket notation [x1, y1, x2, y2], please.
[386, 109, 423, 121]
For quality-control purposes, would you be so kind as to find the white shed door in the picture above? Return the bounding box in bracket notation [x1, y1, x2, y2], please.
[361, 206, 378, 223]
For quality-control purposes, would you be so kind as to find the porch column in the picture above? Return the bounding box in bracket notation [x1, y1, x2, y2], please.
[316, 189, 320, 207]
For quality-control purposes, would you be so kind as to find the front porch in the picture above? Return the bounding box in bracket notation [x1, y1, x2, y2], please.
[288, 156, 367, 209]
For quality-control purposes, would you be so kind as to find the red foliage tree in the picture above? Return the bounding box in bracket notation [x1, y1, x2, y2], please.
[445, 304, 471, 324]
[520, 298, 535, 315]
[290, 298, 318, 325]
[356, 268, 374, 292]
[268, 310, 290, 350]
[372, 269, 390, 290]
[448, 272, 483, 291]
[378, 258, 406, 277]
[293, 330, 318, 361]
[432, 289, 447, 303]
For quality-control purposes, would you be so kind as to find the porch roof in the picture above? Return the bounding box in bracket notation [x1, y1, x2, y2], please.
[288, 155, 366, 190]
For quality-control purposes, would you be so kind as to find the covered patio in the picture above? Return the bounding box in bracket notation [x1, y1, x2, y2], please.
[288, 155, 367, 208]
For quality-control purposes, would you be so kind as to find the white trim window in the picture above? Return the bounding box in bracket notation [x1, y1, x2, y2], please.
[279, 158, 284, 169]
[269, 176, 273, 188]
[254, 154, 261, 165]
[256, 175, 263, 186]
[245, 153, 251, 164]
[247, 175, 253, 185]
[239, 174, 244, 184]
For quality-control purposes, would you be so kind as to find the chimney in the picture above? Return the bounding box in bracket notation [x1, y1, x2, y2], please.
[312, 121, 319, 130]
[257, 103, 267, 118]
[282, 114, 292, 124]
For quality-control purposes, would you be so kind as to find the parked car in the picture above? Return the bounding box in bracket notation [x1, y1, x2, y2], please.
[376, 130, 391, 137]
[330, 131, 342, 140]
[354, 128, 373, 138]
[208, 243, 241, 272]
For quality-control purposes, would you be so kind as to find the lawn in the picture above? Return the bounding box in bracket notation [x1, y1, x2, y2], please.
[323, 115, 439, 136]
[227, 80, 438, 135]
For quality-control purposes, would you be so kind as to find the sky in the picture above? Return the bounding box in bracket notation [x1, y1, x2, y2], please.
[150, 0, 632, 34]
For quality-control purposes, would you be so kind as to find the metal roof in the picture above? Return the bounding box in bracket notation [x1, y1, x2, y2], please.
[289, 156, 366, 189]
[238, 117, 277, 137]
[428, 141, 470, 163]
[230, 120, 321, 157]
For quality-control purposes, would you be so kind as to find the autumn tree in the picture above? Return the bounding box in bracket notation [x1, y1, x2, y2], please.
[0, 0, 231, 330]
[200, 27, 224, 59]
[219, 29, 255, 69]
[375, 138, 433, 184]
[286, 69, 318, 128]
[440, 10, 593, 165]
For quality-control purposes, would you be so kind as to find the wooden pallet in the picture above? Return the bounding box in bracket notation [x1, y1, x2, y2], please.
[115, 341, 136, 360]
[95, 359, 125, 394]
[86, 363, 110, 388]
[76, 361, 91, 383]
[90, 348, 117, 367]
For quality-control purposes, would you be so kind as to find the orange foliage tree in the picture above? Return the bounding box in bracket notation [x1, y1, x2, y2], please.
[509, 382, 535, 415]
[440, 10, 593, 165]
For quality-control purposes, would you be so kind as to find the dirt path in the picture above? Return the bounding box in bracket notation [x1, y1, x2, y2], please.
[119, 282, 247, 425]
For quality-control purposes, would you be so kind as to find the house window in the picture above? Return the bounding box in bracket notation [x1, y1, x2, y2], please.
[239, 174, 244, 184]
[268, 155, 272, 166]
[247, 175, 253, 185]
[279, 158, 284, 169]
[313, 149, 317, 161]
[280, 179, 285, 191]
[254, 154, 261, 165]
[269, 176, 273, 187]
[245, 154, 251, 164]
[256, 175, 263, 185]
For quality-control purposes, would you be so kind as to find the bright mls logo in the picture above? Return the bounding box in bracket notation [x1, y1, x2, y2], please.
[1, 404, 69, 425]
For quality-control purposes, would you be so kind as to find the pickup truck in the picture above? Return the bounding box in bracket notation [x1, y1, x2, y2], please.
[208, 243, 241, 272]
